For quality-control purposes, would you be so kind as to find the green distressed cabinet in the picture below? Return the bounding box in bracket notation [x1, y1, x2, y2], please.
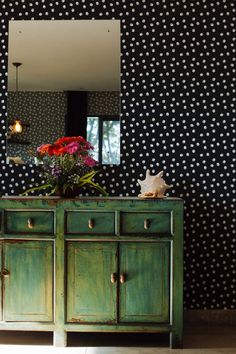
[0, 197, 183, 348]
[119, 242, 170, 323]
[3, 241, 53, 322]
[67, 241, 117, 323]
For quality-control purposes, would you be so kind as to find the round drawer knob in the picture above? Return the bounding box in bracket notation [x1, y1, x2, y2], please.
[144, 219, 150, 230]
[27, 218, 34, 229]
[88, 219, 95, 229]
[1, 269, 10, 277]
[111, 273, 117, 283]
[120, 273, 126, 284]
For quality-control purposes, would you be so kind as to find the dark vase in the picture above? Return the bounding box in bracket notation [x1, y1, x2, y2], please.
[54, 185, 79, 198]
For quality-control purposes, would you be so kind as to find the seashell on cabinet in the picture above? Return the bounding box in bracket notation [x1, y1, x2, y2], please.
[137, 169, 173, 198]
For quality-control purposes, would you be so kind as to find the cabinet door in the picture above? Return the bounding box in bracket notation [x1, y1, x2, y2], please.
[3, 241, 53, 322]
[0, 241, 2, 321]
[119, 242, 170, 323]
[67, 242, 117, 323]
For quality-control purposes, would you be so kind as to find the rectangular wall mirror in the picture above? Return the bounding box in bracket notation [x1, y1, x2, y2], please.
[7, 20, 120, 165]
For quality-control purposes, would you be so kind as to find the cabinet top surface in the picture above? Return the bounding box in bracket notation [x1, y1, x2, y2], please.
[1, 196, 183, 201]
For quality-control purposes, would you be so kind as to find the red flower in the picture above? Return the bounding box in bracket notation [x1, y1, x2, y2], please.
[79, 141, 94, 151]
[37, 144, 52, 154]
[47, 144, 66, 156]
[83, 155, 98, 167]
[55, 136, 86, 145]
[37, 137, 94, 157]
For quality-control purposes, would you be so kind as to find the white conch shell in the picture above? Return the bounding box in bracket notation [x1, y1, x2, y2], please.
[137, 169, 173, 198]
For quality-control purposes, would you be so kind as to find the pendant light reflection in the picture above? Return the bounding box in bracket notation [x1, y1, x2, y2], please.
[10, 119, 23, 134]
[11, 62, 23, 134]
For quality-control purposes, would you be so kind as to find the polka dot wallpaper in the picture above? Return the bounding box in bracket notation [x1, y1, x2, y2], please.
[88, 91, 120, 116]
[0, 1, 235, 310]
[7, 92, 66, 163]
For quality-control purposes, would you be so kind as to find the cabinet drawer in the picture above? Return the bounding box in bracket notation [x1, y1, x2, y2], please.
[66, 211, 115, 235]
[120, 212, 172, 236]
[4, 210, 55, 235]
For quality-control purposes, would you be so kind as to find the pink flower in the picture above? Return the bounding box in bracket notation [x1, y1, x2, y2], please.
[64, 142, 79, 154]
[83, 155, 98, 167]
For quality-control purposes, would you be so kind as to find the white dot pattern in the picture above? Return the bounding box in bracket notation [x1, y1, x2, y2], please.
[0, 0, 236, 310]
[7, 91, 66, 162]
[88, 92, 120, 116]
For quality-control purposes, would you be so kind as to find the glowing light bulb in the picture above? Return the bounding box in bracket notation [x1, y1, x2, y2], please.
[13, 120, 23, 133]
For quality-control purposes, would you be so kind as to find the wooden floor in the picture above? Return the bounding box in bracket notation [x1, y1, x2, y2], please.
[0, 326, 236, 353]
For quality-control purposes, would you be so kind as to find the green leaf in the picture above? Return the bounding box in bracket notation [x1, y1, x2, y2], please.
[88, 181, 108, 196]
[80, 170, 98, 181]
[78, 170, 108, 195]
[20, 183, 52, 196]
[45, 187, 57, 196]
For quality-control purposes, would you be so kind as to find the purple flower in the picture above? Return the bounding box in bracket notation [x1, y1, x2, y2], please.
[51, 166, 61, 177]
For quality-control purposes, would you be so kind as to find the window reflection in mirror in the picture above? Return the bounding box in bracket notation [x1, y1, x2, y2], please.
[7, 20, 120, 165]
[87, 116, 120, 165]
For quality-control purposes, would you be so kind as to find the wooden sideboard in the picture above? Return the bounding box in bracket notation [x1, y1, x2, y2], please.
[0, 197, 183, 348]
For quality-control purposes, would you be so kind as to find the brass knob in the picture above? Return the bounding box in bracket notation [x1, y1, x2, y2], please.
[27, 218, 34, 229]
[144, 219, 150, 230]
[111, 273, 117, 284]
[120, 273, 126, 284]
[1, 269, 10, 277]
[88, 218, 95, 229]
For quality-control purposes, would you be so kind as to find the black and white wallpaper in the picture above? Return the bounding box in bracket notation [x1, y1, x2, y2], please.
[7, 92, 66, 162]
[0, 1, 235, 310]
[88, 91, 120, 116]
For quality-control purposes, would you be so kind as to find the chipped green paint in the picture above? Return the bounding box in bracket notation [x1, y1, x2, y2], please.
[120, 211, 171, 235]
[3, 240, 53, 322]
[0, 241, 2, 321]
[4, 210, 55, 235]
[0, 197, 183, 348]
[119, 242, 170, 323]
[67, 241, 117, 323]
[66, 211, 115, 235]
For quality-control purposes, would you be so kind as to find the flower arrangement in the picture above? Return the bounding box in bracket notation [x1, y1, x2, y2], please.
[21, 136, 108, 197]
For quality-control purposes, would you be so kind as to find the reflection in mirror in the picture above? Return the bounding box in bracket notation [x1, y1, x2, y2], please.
[7, 20, 120, 165]
[87, 116, 120, 164]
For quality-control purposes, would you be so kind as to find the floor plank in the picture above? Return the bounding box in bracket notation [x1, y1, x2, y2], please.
[0, 326, 236, 353]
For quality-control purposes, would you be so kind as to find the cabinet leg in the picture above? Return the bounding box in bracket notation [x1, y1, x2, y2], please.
[170, 331, 183, 349]
[53, 330, 67, 347]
